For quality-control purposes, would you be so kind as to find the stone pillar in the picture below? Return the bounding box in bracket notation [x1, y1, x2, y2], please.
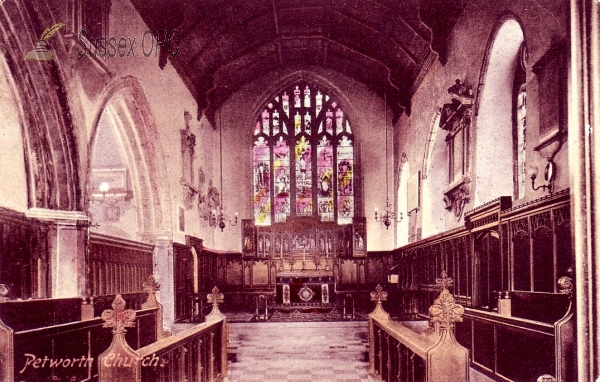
[151, 234, 175, 331]
[26, 208, 89, 298]
[568, 1, 600, 380]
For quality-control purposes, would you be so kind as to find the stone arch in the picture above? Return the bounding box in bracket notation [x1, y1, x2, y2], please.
[421, 109, 446, 238]
[0, 8, 81, 211]
[87, 76, 173, 239]
[0, 52, 28, 212]
[473, 15, 526, 205]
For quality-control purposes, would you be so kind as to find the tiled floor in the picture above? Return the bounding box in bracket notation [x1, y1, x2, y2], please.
[225, 321, 372, 382]
[222, 321, 495, 382]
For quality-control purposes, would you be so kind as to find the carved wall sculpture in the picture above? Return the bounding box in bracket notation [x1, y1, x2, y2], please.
[440, 79, 474, 220]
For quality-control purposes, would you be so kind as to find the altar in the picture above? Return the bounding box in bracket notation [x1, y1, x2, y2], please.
[275, 270, 335, 306]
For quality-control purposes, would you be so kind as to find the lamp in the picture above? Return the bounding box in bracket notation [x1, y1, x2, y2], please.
[99, 182, 110, 200]
[528, 161, 555, 193]
[215, 111, 238, 232]
[374, 89, 403, 230]
[375, 197, 402, 229]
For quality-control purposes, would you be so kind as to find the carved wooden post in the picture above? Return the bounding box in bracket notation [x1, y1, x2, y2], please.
[369, 284, 390, 321]
[98, 295, 139, 382]
[81, 294, 94, 321]
[205, 286, 225, 322]
[427, 271, 469, 381]
[428, 271, 463, 335]
[368, 284, 389, 376]
[142, 275, 164, 339]
[0, 318, 14, 382]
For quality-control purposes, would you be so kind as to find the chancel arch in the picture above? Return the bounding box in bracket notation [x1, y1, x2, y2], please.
[474, 17, 526, 205]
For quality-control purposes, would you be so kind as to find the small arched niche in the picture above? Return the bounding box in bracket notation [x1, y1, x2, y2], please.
[474, 18, 525, 205]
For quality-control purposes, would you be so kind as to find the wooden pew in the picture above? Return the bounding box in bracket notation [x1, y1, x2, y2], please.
[0, 276, 163, 382]
[368, 274, 469, 382]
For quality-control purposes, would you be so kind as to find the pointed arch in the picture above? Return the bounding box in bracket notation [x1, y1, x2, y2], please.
[473, 15, 526, 205]
[396, 161, 410, 247]
[0, 52, 28, 211]
[250, 79, 357, 225]
[87, 76, 173, 239]
[421, 109, 446, 238]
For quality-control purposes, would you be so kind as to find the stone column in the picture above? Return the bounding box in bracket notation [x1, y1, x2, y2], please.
[150, 234, 175, 330]
[568, 1, 600, 380]
[26, 208, 89, 298]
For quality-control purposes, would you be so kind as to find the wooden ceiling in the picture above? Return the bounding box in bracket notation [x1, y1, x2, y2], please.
[131, 0, 465, 124]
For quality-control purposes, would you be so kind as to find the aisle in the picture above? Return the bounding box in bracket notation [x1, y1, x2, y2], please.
[224, 321, 372, 382]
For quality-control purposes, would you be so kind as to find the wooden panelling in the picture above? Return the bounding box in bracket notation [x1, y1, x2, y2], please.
[0, 208, 50, 299]
[390, 190, 574, 381]
[88, 233, 153, 297]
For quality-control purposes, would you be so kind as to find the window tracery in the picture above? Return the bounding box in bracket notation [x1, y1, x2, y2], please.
[252, 83, 355, 225]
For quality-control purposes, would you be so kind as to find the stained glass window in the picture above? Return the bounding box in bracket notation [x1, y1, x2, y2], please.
[252, 83, 356, 225]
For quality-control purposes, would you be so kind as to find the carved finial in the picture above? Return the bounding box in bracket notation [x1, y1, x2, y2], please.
[429, 290, 464, 331]
[206, 286, 225, 322]
[143, 275, 160, 294]
[369, 285, 390, 321]
[370, 284, 388, 303]
[101, 295, 136, 335]
[208, 286, 224, 307]
[0, 284, 10, 302]
[435, 270, 454, 291]
[536, 375, 556, 382]
[558, 275, 573, 300]
[142, 275, 161, 309]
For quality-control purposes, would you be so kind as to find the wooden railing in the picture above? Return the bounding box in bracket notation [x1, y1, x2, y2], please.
[89, 233, 154, 296]
[0, 306, 159, 382]
[0, 276, 163, 382]
[368, 280, 469, 382]
[98, 286, 228, 382]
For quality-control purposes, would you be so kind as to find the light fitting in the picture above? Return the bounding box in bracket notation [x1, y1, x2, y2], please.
[374, 89, 402, 230]
[215, 111, 238, 231]
[374, 197, 402, 229]
[529, 161, 555, 193]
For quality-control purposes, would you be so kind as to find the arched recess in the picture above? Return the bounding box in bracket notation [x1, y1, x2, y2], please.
[86, 76, 173, 240]
[474, 16, 526, 206]
[421, 110, 446, 238]
[0, 52, 28, 211]
[396, 161, 409, 247]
